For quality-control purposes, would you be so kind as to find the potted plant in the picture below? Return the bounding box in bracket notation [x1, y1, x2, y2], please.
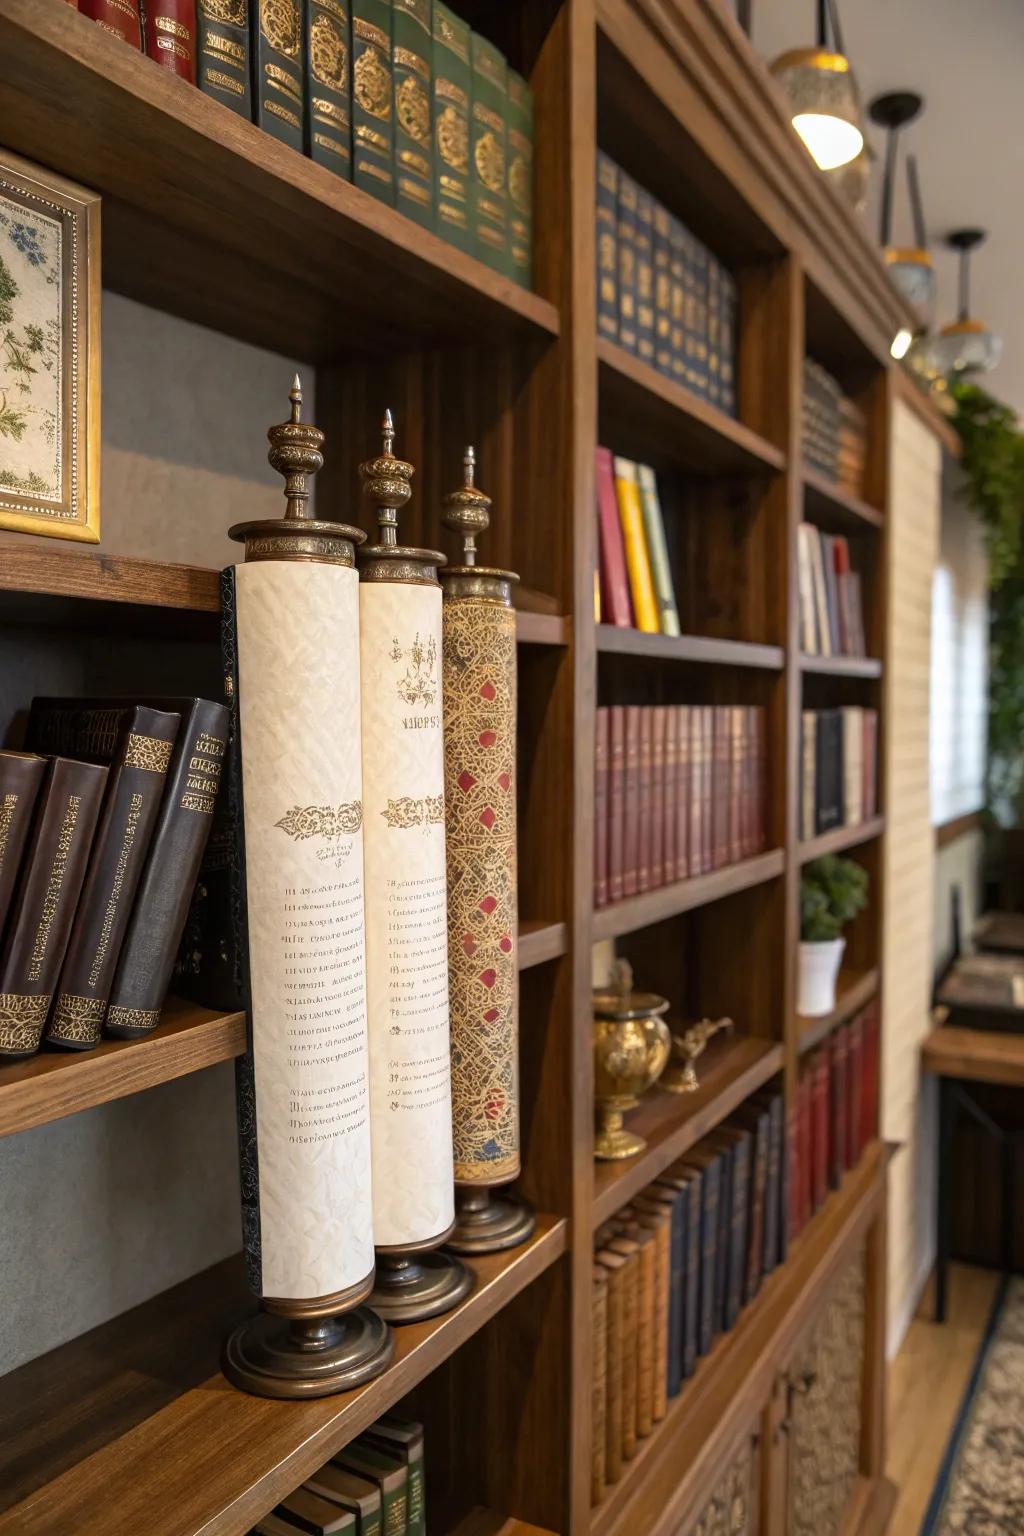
[799, 854, 869, 1016]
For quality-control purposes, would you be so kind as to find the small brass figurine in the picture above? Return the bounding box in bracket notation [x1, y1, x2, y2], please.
[661, 1016, 735, 1094]
[592, 959, 671, 1161]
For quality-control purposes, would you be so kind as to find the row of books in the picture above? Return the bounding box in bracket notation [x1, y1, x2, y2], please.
[803, 358, 867, 497]
[596, 448, 679, 636]
[593, 704, 767, 910]
[591, 1086, 786, 1502]
[251, 1415, 424, 1536]
[596, 152, 737, 415]
[790, 1001, 880, 1240]
[0, 698, 227, 1062]
[74, 0, 533, 285]
[800, 707, 879, 842]
[797, 521, 868, 659]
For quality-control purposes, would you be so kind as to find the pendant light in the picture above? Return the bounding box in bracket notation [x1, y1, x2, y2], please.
[770, 0, 864, 172]
[869, 91, 935, 312]
[922, 230, 1002, 377]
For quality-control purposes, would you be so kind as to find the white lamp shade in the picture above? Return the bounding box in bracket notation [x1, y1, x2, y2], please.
[770, 48, 865, 171]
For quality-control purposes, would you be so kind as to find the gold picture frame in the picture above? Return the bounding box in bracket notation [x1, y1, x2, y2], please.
[0, 149, 100, 542]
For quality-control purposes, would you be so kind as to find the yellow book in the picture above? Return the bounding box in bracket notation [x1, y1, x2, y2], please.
[613, 456, 659, 633]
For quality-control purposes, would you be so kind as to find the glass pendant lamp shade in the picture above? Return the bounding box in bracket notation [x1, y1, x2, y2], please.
[885, 247, 936, 310]
[927, 320, 1002, 377]
[771, 47, 864, 170]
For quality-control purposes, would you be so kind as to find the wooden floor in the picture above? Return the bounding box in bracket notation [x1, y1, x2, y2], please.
[886, 1263, 1001, 1534]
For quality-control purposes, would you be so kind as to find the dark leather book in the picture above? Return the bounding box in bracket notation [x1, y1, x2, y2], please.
[786, 1093, 800, 1248]
[728, 705, 744, 865]
[359, 1418, 424, 1536]
[674, 704, 689, 881]
[305, 0, 352, 179]
[432, 2, 471, 251]
[596, 1249, 625, 1484]
[616, 170, 638, 354]
[608, 704, 626, 904]
[796, 1067, 812, 1236]
[688, 707, 703, 878]
[596, 151, 619, 341]
[0, 753, 47, 944]
[276, 1487, 357, 1535]
[304, 1463, 382, 1536]
[44, 707, 180, 1049]
[143, 0, 197, 79]
[861, 999, 880, 1148]
[622, 704, 641, 899]
[650, 705, 666, 890]
[709, 1126, 751, 1329]
[252, 0, 305, 152]
[662, 705, 677, 884]
[469, 31, 509, 274]
[756, 1088, 784, 1272]
[829, 1025, 849, 1188]
[634, 189, 655, 366]
[653, 201, 672, 376]
[668, 216, 687, 387]
[712, 1140, 732, 1333]
[351, 0, 393, 200]
[106, 698, 229, 1038]
[594, 706, 609, 908]
[256, 1517, 308, 1536]
[815, 707, 843, 833]
[0, 758, 107, 1060]
[591, 1265, 609, 1502]
[332, 1445, 407, 1536]
[81, 0, 143, 46]
[720, 267, 737, 416]
[702, 704, 715, 875]
[863, 708, 878, 817]
[811, 1049, 828, 1211]
[636, 707, 653, 896]
[676, 1149, 719, 1356]
[847, 1012, 864, 1166]
[635, 1186, 684, 1401]
[506, 68, 533, 288]
[706, 253, 721, 407]
[196, 0, 252, 117]
[692, 239, 709, 398]
[392, 0, 433, 227]
[753, 705, 767, 852]
[712, 706, 730, 870]
[733, 1101, 769, 1304]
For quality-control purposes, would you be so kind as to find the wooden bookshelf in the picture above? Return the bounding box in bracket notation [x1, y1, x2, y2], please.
[799, 816, 886, 864]
[797, 967, 880, 1056]
[592, 850, 785, 942]
[803, 467, 885, 532]
[596, 626, 784, 669]
[519, 920, 570, 969]
[800, 653, 884, 679]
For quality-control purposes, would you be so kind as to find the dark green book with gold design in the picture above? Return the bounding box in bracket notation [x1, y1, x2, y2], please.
[352, 0, 394, 202]
[506, 66, 533, 288]
[392, 0, 433, 226]
[635, 187, 655, 367]
[616, 169, 638, 354]
[596, 151, 618, 341]
[469, 30, 508, 274]
[305, 0, 351, 178]
[653, 200, 672, 376]
[432, 1, 470, 251]
[252, 0, 305, 152]
[197, 0, 252, 118]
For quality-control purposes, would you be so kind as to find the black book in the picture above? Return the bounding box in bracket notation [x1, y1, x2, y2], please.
[0, 752, 47, 945]
[710, 1127, 751, 1329]
[196, 0, 253, 118]
[675, 1150, 720, 1357]
[733, 1100, 770, 1303]
[252, 0, 306, 152]
[595, 151, 619, 342]
[305, 0, 352, 179]
[815, 707, 843, 833]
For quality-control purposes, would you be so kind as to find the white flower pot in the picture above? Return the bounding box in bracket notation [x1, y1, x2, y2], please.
[798, 938, 845, 1017]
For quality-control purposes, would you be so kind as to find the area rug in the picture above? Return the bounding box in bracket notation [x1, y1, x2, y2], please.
[920, 1275, 1024, 1534]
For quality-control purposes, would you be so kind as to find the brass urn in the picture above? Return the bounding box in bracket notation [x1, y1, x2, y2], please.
[592, 959, 671, 1161]
[661, 1015, 734, 1094]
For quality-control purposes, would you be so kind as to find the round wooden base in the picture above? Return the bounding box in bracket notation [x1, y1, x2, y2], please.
[447, 1185, 536, 1255]
[369, 1247, 474, 1324]
[222, 1304, 393, 1399]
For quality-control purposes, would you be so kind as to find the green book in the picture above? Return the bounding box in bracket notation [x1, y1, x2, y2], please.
[305, 1463, 383, 1536]
[361, 1419, 425, 1536]
[432, 2, 471, 252]
[469, 31, 509, 274]
[306, 0, 352, 179]
[616, 170, 638, 354]
[392, 0, 433, 227]
[505, 67, 533, 288]
[668, 215, 687, 387]
[636, 463, 680, 637]
[252, 0, 305, 152]
[634, 188, 655, 366]
[333, 1445, 408, 1536]
[652, 200, 672, 376]
[352, 0, 394, 203]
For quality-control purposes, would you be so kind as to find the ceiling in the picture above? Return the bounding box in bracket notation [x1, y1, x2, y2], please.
[751, 0, 1024, 415]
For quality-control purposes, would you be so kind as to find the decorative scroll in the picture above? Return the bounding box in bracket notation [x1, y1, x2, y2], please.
[443, 596, 519, 1185]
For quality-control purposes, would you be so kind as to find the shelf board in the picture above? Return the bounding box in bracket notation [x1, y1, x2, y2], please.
[800, 653, 883, 679]
[798, 816, 884, 864]
[0, 2, 559, 359]
[448, 1513, 557, 1536]
[803, 468, 884, 531]
[796, 967, 879, 1056]
[518, 920, 569, 970]
[596, 627, 784, 670]
[592, 849, 785, 942]
[592, 1036, 783, 1229]
[597, 340, 786, 476]
[0, 1215, 568, 1536]
[0, 997, 245, 1139]
[516, 611, 570, 647]
[590, 1142, 887, 1536]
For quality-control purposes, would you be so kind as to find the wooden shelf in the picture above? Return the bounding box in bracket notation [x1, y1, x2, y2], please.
[518, 920, 569, 969]
[596, 626, 784, 670]
[800, 653, 883, 679]
[592, 1036, 783, 1228]
[796, 967, 879, 1056]
[593, 850, 785, 942]
[597, 340, 786, 476]
[0, 997, 245, 1139]
[799, 817, 885, 864]
[448, 1513, 557, 1536]
[516, 611, 570, 647]
[0, 1215, 568, 1536]
[803, 468, 884, 532]
[0, 2, 559, 359]
[589, 1142, 887, 1536]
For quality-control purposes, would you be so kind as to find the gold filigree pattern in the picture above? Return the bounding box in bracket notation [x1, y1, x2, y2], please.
[0, 993, 49, 1056]
[124, 733, 174, 773]
[381, 796, 444, 829]
[310, 12, 347, 90]
[106, 1004, 161, 1034]
[437, 104, 468, 171]
[509, 153, 529, 212]
[260, 0, 299, 55]
[200, 0, 246, 21]
[790, 1254, 866, 1536]
[49, 992, 106, 1044]
[443, 598, 519, 1183]
[275, 802, 363, 839]
[684, 1433, 756, 1536]
[355, 44, 392, 119]
[474, 130, 505, 193]
[396, 73, 430, 142]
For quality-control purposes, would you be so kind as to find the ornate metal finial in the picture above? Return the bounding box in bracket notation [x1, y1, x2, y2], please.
[358, 408, 413, 547]
[612, 957, 634, 999]
[441, 445, 492, 568]
[266, 373, 324, 524]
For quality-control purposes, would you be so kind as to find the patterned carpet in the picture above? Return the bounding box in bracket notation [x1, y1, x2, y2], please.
[922, 1276, 1024, 1534]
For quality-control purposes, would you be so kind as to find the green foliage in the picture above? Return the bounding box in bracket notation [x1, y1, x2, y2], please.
[800, 855, 869, 943]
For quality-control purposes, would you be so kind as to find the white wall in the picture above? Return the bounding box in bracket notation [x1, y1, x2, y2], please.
[930, 463, 988, 826]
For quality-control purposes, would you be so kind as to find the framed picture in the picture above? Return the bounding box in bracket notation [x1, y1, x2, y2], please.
[0, 149, 100, 542]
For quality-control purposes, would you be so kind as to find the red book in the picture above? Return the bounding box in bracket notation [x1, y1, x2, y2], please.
[622, 705, 641, 898]
[786, 1096, 801, 1246]
[832, 536, 851, 654]
[82, 0, 142, 45]
[637, 709, 653, 895]
[712, 707, 730, 870]
[596, 447, 633, 628]
[861, 1000, 880, 1147]
[143, 0, 197, 79]
[829, 1027, 849, 1188]
[728, 705, 744, 865]
[752, 705, 767, 853]
[798, 1068, 813, 1233]
[863, 709, 878, 818]
[650, 706, 667, 889]
[847, 1014, 863, 1167]
[811, 1051, 829, 1212]
[702, 705, 714, 875]
[608, 706, 626, 905]
[594, 708, 610, 908]
[675, 705, 690, 882]
[688, 708, 703, 878]
[663, 707, 678, 884]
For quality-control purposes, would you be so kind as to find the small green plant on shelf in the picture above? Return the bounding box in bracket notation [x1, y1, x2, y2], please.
[799, 855, 869, 1017]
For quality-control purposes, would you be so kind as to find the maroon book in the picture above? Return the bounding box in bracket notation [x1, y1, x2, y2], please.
[798, 1069, 813, 1234]
[622, 705, 641, 898]
[786, 1095, 801, 1246]
[861, 1000, 880, 1147]
[675, 705, 690, 881]
[847, 1013, 864, 1165]
[712, 706, 730, 869]
[650, 706, 667, 890]
[663, 706, 678, 885]
[829, 1026, 849, 1188]
[741, 706, 754, 858]
[811, 1051, 829, 1211]
[594, 708, 610, 909]
[727, 706, 743, 865]
[637, 708, 653, 895]
[702, 705, 715, 875]
[596, 447, 633, 627]
[81, 0, 143, 45]
[752, 706, 767, 852]
[143, 0, 197, 81]
[608, 706, 626, 905]
[688, 708, 703, 878]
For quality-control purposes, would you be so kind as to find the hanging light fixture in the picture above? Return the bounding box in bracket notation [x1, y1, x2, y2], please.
[770, 0, 864, 172]
[869, 91, 935, 313]
[919, 229, 1002, 377]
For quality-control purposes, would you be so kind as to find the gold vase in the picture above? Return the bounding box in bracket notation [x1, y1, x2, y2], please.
[593, 960, 670, 1161]
[661, 1016, 734, 1095]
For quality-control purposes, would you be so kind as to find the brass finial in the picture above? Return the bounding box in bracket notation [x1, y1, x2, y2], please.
[266, 373, 324, 523]
[358, 408, 413, 547]
[441, 445, 491, 568]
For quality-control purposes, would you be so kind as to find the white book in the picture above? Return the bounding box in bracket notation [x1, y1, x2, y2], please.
[802, 709, 817, 841]
[842, 706, 864, 826]
[808, 525, 833, 659]
[796, 523, 818, 655]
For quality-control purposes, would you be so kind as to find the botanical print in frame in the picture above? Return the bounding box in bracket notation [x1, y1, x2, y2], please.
[0, 149, 100, 541]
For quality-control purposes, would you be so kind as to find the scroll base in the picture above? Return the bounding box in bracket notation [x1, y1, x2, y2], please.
[447, 1184, 536, 1255]
[222, 1304, 393, 1399]
[369, 1246, 474, 1324]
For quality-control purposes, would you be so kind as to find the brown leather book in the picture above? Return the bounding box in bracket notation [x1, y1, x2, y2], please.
[275, 1486, 357, 1534]
[143, 0, 197, 79]
[728, 705, 744, 865]
[675, 704, 689, 881]
[753, 705, 767, 851]
[608, 705, 626, 905]
[622, 705, 641, 898]
[45, 707, 180, 1050]
[591, 1265, 609, 1504]
[0, 752, 47, 944]
[637, 708, 653, 895]
[688, 707, 703, 877]
[711, 706, 728, 870]
[703, 705, 715, 873]
[663, 705, 678, 883]
[606, 1234, 643, 1451]
[81, 0, 142, 45]
[595, 1249, 626, 1484]
[594, 707, 609, 909]
[303, 1463, 382, 1535]
[627, 1202, 671, 1423]
[650, 705, 667, 890]
[0, 758, 107, 1060]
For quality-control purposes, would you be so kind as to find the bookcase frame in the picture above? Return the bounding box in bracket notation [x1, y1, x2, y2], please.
[0, 0, 934, 1532]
